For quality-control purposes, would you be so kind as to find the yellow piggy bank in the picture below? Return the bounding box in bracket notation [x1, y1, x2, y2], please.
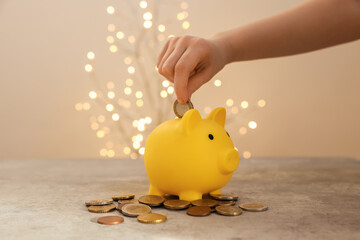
[144, 107, 239, 201]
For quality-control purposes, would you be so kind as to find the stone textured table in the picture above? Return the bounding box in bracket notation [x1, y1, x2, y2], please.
[0, 158, 359, 240]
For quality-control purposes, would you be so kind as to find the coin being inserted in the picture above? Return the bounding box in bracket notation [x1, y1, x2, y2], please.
[173, 99, 194, 118]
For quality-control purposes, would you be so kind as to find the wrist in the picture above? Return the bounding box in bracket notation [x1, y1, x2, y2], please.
[210, 32, 236, 65]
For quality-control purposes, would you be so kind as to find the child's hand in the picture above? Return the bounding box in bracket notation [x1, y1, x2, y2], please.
[157, 36, 228, 104]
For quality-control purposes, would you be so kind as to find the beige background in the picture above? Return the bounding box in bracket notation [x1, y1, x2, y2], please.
[0, 0, 359, 160]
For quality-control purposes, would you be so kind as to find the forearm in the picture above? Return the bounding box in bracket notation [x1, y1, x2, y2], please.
[213, 0, 360, 63]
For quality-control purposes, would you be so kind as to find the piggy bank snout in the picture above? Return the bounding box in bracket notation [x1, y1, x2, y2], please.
[219, 148, 239, 174]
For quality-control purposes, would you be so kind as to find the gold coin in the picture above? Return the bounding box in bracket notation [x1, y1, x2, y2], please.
[139, 195, 165, 207]
[118, 198, 139, 204]
[191, 199, 218, 208]
[173, 99, 194, 118]
[164, 199, 191, 210]
[112, 194, 135, 201]
[210, 193, 238, 201]
[137, 213, 167, 224]
[217, 200, 236, 206]
[85, 199, 113, 206]
[88, 204, 116, 213]
[239, 203, 268, 212]
[121, 203, 152, 217]
[187, 206, 211, 217]
[215, 205, 242, 216]
[97, 216, 124, 225]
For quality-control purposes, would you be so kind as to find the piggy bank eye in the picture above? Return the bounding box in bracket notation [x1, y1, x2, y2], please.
[208, 134, 214, 140]
[226, 131, 230, 137]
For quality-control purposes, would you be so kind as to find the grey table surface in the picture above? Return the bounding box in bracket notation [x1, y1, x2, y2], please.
[0, 158, 359, 240]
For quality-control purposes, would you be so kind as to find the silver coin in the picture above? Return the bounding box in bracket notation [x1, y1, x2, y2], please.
[173, 99, 194, 118]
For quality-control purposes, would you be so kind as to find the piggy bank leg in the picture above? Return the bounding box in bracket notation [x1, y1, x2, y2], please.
[179, 191, 203, 201]
[210, 189, 221, 195]
[148, 184, 165, 197]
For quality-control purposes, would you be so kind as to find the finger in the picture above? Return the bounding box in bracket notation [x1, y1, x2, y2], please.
[157, 39, 170, 67]
[173, 49, 201, 104]
[160, 47, 187, 81]
[158, 38, 179, 75]
[187, 67, 213, 98]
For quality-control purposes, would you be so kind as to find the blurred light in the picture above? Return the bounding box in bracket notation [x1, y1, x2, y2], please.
[239, 127, 247, 135]
[231, 106, 239, 114]
[116, 31, 125, 39]
[96, 130, 105, 138]
[139, 147, 145, 155]
[100, 148, 107, 157]
[138, 125, 145, 131]
[136, 99, 143, 107]
[135, 91, 143, 98]
[107, 6, 115, 14]
[226, 99, 234, 107]
[132, 120, 139, 128]
[133, 141, 141, 149]
[107, 24, 115, 32]
[107, 36, 115, 43]
[89, 91, 97, 99]
[85, 64, 93, 72]
[143, 12, 152, 20]
[123, 147, 131, 155]
[139, 1, 147, 8]
[182, 21, 190, 30]
[136, 134, 143, 142]
[107, 91, 115, 99]
[87, 52, 95, 60]
[168, 34, 175, 38]
[258, 99, 266, 108]
[180, 2, 189, 9]
[75, 103, 82, 111]
[204, 106, 211, 114]
[243, 151, 251, 159]
[124, 57, 132, 65]
[160, 90, 168, 98]
[124, 87, 132, 95]
[107, 150, 115, 158]
[106, 104, 114, 112]
[144, 20, 152, 29]
[82, 102, 91, 110]
[177, 12, 185, 21]
[128, 35, 136, 43]
[248, 121, 257, 129]
[241, 101, 249, 109]
[91, 122, 99, 130]
[112, 113, 120, 121]
[167, 86, 174, 94]
[97, 115, 105, 123]
[125, 78, 133, 86]
[139, 118, 146, 125]
[162, 80, 170, 88]
[158, 24, 166, 32]
[145, 117, 152, 124]
[128, 66, 135, 74]
[214, 79, 222, 87]
[109, 45, 118, 53]
[107, 81, 115, 89]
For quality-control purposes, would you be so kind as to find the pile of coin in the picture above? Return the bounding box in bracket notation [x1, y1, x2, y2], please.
[85, 193, 268, 225]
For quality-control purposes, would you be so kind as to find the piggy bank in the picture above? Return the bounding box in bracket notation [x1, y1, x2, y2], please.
[144, 107, 239, 201]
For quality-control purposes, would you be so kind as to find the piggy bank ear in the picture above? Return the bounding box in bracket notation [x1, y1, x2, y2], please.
[178, 109, 202, 134]
[205, 107, 226, 127]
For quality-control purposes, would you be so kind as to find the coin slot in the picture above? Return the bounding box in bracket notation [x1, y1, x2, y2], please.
[226, 131, 230, 137]
[208, 134, 214, 140]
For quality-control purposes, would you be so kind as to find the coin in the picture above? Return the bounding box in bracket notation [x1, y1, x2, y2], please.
[116, 202, 132, 212]
[210, 193, 238, 201]
[97, 216, 124, 225]
[215, 205, 243, 216]
[187, 206, 211, 217]
[139, 195, 165, 207]
[121, 203, 152, 217]
[191, 199, 218, 208]
[217, 200, 236, 206]
[164, 194, 179, 200]
[164, 199, 191, 210]
[239, 203, 268, 212]
[118, 198, 139, 204]
[85, 199, 113, 206]
[112, 194, 135, 201]
[173, 99, 194, 118]
[137, 213, 167, 224]
[88, 204, 116, 213]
